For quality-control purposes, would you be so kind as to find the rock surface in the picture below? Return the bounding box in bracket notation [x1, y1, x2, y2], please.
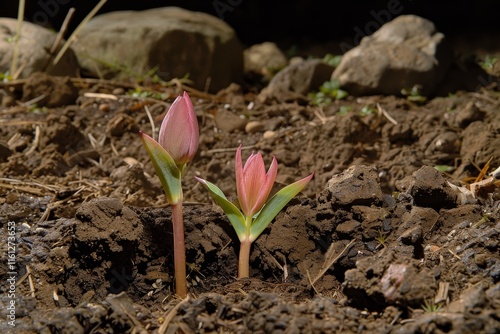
[320, 165, 384, 206]
[244, 42, 288, 79]
[0, 18, 78, 78]
[259, 59, 334, 102]
[332, 15, 452, 96]
[72, 7, 243, 93]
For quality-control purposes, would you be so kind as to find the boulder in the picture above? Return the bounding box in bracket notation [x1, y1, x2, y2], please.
[0, 18, 78, 78]
[332, 15, 452, 96]
[72, 7, 243, 93]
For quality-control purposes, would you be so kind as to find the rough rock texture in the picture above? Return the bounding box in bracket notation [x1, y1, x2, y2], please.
[332, 15, 452, 96]
[72, 7, 243, 93]
[320, 165, 384, 207]
[244, 42, 288, 79]
[258, 59, 334, 102]
[0, 18, 78, 78]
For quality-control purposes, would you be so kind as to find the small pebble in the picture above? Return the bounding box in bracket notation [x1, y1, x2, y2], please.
[245, 121, 265, 133]
[1, 95, 15, 108]
[99, 103, 110, 112]
[474, 253, 488, 268]
[263, 130, 277, 139]
[112, 87, 125, 95]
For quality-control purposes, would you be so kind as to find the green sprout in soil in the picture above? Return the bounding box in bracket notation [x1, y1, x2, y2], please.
[309, 79, 348, 106]
[27, 103, 48, 114]
[323, 54, 343, 67]
[478, 55, 498, 70]
[0, 72, 13, 82]
[359, 104, 377, 116]
[434, 165, 455, 173]
[472, 214, 490, 228]
[139, 92, 199, 298]
[196, 146, 313, 278]
[401, 85, 427, 103]
[375, 229, 389, 248]
[338, 105, 352, 115]
[422, 299, 443, 313]
[140, 91, 314, 292]
[128, 87, 167, 100]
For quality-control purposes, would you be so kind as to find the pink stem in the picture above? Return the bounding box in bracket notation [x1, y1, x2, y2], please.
[238, 238, 252, 278]
[171, 202, 187, 298]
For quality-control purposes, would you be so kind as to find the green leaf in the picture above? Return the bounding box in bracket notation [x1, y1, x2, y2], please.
[196, 178, 247, 240]
[250, 174, 313, 242]
[323, 54, 342, 67]
[140, 132, 182, 204]
[335, 89, 348, 100]
[434, 165, 455, 173]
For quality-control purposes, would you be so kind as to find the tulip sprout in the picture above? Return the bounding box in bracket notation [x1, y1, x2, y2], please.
[196, 146, 313, 278]
[139, 92, 199, 298]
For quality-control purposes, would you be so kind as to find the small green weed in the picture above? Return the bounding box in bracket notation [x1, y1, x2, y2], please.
[375, 229, 389, 248]
[422, 299, 443, 313]
[478, 55, 498, 70]
[309, 79, 348, 106]
[338, 105, 352, 115]
[323, 54, 342, 67]
[127, 87, 167, 100]
[359, 104, 377, 116]
[27, 103, 48, 114]
[401, 85, 427, 103]
[434, 165, 455, 173]
[0, 72, 13, 82]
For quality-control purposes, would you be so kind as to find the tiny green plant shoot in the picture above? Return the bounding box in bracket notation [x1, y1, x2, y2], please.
[401, 85, 427, 103]
[139, 92, 199, 298]
[196, 146, 313, 278]
[422, 299, 443, 313]
[478, 55, 498, 71]
[308, 79, 348, 106]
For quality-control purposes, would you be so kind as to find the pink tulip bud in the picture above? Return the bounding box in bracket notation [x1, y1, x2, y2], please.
[235, 145, 278, 217]
[158, 92, 199, 166]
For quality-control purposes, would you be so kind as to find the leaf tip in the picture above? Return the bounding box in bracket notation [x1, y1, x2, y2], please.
[194, 176, 206, 185]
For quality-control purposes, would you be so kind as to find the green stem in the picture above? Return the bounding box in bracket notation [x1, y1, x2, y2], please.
[238, 216, 253, 278]
[171, 201, 187, 298]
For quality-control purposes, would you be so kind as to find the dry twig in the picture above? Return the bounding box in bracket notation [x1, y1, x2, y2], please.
[10, 0, 25, 78]
[309, 239, 356, 288]
[158, 296, 190, 334]
[53, 0, 108, 66]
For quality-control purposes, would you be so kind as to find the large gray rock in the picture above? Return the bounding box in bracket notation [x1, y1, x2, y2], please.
[72, 7, 243, 93]
[332, 15, 452, 96]
[0, 18, 78, 78]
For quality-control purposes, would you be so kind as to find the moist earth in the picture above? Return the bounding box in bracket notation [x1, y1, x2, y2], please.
[0, 72, 499, 333]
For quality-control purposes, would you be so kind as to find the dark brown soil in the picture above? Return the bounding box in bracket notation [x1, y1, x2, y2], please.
[0, 70, 499, 333]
